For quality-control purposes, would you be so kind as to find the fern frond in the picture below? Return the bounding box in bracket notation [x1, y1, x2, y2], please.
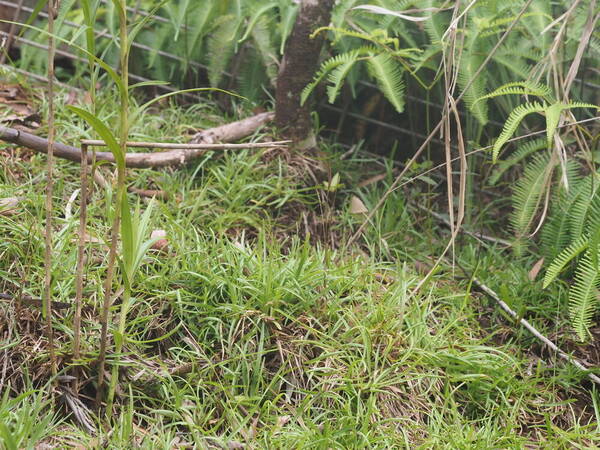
[543, 235, 589, 288]
[510, 152, 554, 237]
[489, 138, 546, 185]
[568, 175, 600, 240]
[238, 1, 278, 43]
[251, 15, 278, 84]
[476, 81, 553, 104]
[326, 51, 361, 103]
[185, 0, 215, 53]
[585, 186, 600, 235]
[237, 48, 269, 103]
[569, 251, 599, 341]
[278, 0, 299, 54]
[311, 26, 398, 48]
[457, 52, 488, 126]
[540, 159, 582, 260]
[545, 102, 599, 148]
[492, 101, 547, 163]
[207, 14, 240, 86]
[491, 55, 532, 80]
[301, 47, 372, 106]
[366, 53, 405, 114]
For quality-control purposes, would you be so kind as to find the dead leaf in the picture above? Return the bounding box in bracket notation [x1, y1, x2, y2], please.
[528, 257, 545, 281]
[349, 195, 368, 215]
[276, 415, 291, 428]
[0, 196, 22, 215]
[151, 229, 168, 253]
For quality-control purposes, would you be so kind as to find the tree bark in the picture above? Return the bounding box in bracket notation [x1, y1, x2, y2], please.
[275, 0, 334, 151]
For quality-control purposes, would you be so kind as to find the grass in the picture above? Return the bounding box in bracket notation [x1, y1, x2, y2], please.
[1, 85, 600, 448]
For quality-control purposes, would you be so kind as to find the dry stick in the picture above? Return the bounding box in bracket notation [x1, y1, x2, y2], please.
[43, 0, 58, 382]
[347, 0, 536, 248]
[80, 139, 289, 149]
[72, 144, 89, 393]
[0, 126, 287, 169]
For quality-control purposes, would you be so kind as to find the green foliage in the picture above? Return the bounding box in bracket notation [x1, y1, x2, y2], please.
[367, 53, 406, 113]
[540, 172, 600, 340]
[568, 252, 600, 341]
[509, 151, 555, 239]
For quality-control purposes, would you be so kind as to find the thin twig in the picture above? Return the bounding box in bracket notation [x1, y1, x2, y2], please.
[79, 139, 289, 149]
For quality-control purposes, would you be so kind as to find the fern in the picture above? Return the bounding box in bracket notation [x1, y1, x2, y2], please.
[568, 175, 600, 240]
[489, 138, 547, 185]
[510, 152, 554, 237]
[492, 101, 547, 162]
[301, 47, 371, 106]
[237, 48, 269, 103]
[238, 1, 278, 43]
[542, 169, 600, 339]
[476, 81, 553, 104]
[569, 251, 600, 341]
[540, 159, 582, 260]
[251, 15, 278, 84]
[206, 14, 240, 87]
[326, 52, 362, 103]
[366, 53, 405, 114]
[492, 100, 598, 162]
[457, 50, 489, 126]
[491, 55, 532, 80]
[544, 102, 599, 148]
[543, 236, 589, 288]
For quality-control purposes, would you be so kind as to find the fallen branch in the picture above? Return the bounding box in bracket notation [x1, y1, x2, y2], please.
[0, 112, 283, 168]
[190, 111, 273, 144]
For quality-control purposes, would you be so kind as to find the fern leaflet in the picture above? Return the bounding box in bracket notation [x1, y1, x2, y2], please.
[569, 251, 600, 341]
[367, 53, 405, 114]
[543, 235, 589, 288]
[492, 101, 546, 162]
[510, 152, 554, 237]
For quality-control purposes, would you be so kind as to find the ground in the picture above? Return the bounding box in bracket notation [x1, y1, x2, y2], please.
[1, 81, 600, 448]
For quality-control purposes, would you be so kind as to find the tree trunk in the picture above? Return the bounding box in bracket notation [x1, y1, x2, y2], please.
[275, 0, 334, 151]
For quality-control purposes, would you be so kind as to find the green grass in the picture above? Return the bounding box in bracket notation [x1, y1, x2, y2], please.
[1, 88, 600, 448]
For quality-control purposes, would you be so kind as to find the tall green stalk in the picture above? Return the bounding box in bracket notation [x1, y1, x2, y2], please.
[104, 0, 130, 415]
